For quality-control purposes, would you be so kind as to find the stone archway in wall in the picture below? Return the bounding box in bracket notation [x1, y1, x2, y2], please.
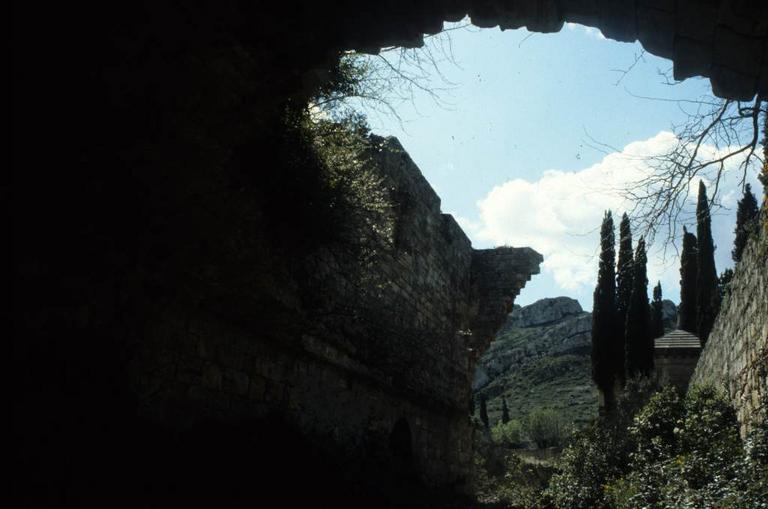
[389, 417, 416, 476]
[314, 0, 767, 101]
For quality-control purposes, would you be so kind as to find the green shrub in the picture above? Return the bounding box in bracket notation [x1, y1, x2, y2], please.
[609, 384, 766, 509]
[545, 421, 629, 509]
[524, 408, 567, 449]
[491, 419, 524, 448]
[628, 385, 683, 463]
[473, 450, 555, 509]
[545, 381, 768, 509]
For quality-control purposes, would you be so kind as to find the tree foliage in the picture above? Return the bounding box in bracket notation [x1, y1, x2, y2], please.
[620, 95, 765, 246]
[490, 419, 523, 449]
[546, 383, 768, 509]
[732, 183, 759, 263]
[695, 181, 720, 344]
[718, 268, 735, 302]
[591, 212, 617, 398]
[625, 238, 651, 377]
[678, 227, 699, 333]
[502, 397, 510, 424]
[480, 395, 489, 430]
[524, 408, 568, 449]
[615, 213, 633, 386]
[650, 281, 664, 340]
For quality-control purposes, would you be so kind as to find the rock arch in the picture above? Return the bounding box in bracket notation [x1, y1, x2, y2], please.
[331, 1, 767, 100]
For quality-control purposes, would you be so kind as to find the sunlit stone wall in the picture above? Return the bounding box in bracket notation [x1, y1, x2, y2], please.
[691, 217, 767, 437]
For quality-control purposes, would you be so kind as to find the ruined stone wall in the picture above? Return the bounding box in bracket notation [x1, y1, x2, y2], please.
[691, 220, 767, 436]
[131, 136, 542, 487]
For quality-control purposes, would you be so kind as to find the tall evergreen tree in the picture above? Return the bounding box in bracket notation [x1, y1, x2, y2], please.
[732, 183, 759, 263]
[718, 268, 734, 300]
[591, 211, 616, 403]
[479, 395, 489, 429]
[501, 397, 510, 424]
[679, 227, 698, 333]
[625, 238, 651, 377]
[650, 281, 664, 340]
[696, 181, 721, 344]
[615, 213, 634, 386]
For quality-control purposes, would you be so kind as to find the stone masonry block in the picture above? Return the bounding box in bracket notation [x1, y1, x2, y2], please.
[637, 5, 675, 59]
[597, 0, 637, 43]
[711, 65, 758, 100]
[713, 26, 764, 78]
[677, 0, 718, 41]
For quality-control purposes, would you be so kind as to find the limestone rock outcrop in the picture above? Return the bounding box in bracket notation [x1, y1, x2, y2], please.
[474, 296, 678, 426]
[506, 296, 584, 329]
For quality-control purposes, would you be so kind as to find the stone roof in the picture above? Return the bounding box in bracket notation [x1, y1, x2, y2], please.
[654, 329, 702, 350]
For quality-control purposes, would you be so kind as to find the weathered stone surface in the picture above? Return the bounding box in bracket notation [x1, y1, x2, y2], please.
[654, 329, 701, 392]
[507, 296, 583, 328]
[473, 296, 597, 425]
[132, 136, 542, 488]
[691, 215, 768, 437]
[344, 0, 768, 99]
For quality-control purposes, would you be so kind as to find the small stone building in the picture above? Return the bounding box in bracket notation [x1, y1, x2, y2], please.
[654, 329, 702, 391]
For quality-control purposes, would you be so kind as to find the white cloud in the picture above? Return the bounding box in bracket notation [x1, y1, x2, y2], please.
[565, 22, 606, 40]
[469, 131, 759, 301]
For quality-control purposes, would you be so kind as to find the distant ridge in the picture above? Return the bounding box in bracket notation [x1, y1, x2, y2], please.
[473, 296, 677, 427]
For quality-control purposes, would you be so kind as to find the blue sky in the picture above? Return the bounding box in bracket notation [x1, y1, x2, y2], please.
[350, 20, 762, 310]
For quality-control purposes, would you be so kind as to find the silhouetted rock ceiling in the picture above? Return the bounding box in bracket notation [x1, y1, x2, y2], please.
[330, 0, 767, 100]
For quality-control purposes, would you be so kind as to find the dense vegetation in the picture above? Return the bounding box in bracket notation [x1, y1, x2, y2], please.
[591, 212, 618, 401]
[474, 381, 768, 509]
[678, 227, 699, 333]
[695, 181, 721, 344]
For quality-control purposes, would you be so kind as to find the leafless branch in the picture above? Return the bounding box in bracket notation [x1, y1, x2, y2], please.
[617, 94, 765, 252]
[611, 49, 646, 86]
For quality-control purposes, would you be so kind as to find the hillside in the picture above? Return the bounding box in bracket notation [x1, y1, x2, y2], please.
[473, 296, 678, 428]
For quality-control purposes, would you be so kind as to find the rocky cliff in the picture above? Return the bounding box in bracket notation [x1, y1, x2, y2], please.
[474, 296, 677, 427]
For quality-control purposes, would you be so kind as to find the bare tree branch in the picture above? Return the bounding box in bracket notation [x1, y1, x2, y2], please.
[618, 94, 765, 252]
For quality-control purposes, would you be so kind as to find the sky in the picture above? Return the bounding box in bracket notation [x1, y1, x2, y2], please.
[350, 19, 762, 311]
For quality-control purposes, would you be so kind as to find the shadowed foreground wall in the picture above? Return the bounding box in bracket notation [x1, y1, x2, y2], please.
[128, 136, 542, 488]
[691, 217, 767, 437]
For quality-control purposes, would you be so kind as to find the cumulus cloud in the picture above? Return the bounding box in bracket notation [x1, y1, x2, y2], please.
[463, 131, 759, 302]
[565, 22, 606, 40]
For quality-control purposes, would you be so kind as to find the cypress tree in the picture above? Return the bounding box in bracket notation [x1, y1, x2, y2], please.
[718, 268, 734, 300]
[679, 227, 698, 333]
[591, 211, 616, 402]
[650, 281, 664, 340]
[625, 238, 651, 377]
[696, 181, 720, 344]
[615, 213, 634, 386]
[470, 394, 475, 416]
[501, 397, 510, 424]
[732, 183, 759, 263]
[479, 395, 489, 429]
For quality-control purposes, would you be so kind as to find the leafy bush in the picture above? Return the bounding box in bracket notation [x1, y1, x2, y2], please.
[473, 450, 555, 509]
[491, 419, 524, 448]
[545, 420, 630, 509]
[545, 381, 768, 509]
[603, 385, 756, 508]
[524, 408, 568, 449]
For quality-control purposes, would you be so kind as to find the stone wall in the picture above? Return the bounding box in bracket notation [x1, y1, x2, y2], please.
[130, 136, 542, 487]
[690, 219, 767, 437]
